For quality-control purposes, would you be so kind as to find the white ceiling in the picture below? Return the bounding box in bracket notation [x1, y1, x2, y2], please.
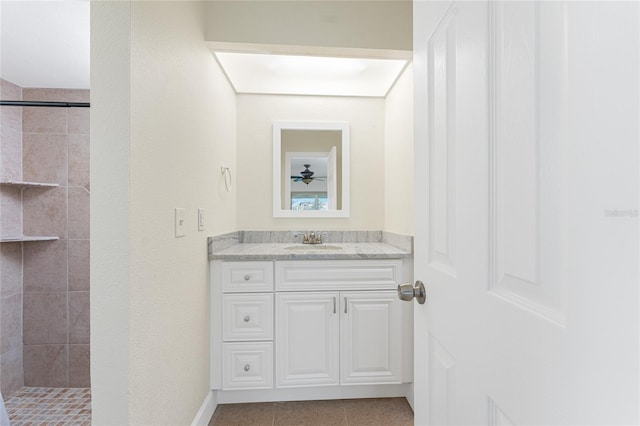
[0, 2, 407, 96]
[0, 1, 90, 90]
[214, 52, 408, 97]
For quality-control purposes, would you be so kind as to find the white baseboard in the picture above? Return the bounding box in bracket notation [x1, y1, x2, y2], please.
[215, 383, 410, 404]
[405, 383, 415, 412]
[191, 390, 217, 426]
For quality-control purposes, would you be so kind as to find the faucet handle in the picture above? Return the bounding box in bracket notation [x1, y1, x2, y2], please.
[315, 231, 326, 244]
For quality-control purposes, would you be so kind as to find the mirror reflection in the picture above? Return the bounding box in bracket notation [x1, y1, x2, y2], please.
[273, 122, 350, 218]
[283, 129, 341, 211]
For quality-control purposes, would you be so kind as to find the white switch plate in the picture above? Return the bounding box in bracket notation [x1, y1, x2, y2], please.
[198, 208, 205, 231]
[175, 208, 185, 237]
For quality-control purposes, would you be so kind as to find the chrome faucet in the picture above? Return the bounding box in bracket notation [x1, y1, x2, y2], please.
[298, 231, 324, 245]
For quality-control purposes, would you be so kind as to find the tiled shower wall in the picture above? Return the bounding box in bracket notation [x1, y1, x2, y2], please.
[0, 79, 90, 396]
[1, 79, 25, 396]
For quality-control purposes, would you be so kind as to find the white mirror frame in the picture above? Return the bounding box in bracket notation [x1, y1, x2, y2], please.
[273, 121, 350, 218]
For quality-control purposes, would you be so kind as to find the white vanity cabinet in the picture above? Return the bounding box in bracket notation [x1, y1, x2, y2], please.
[276, 290, 403, 388]
[210, 257, 412, 402]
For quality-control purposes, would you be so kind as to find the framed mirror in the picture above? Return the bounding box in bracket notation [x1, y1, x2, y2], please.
[273, 121, 350, 218]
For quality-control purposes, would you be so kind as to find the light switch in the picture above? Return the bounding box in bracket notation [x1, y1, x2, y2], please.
[175, 208, 185, 237]
[198, 208, 205, 231]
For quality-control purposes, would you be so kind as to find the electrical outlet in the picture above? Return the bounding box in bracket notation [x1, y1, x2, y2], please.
[198, 208, 205, 231]
[175, 208, 185, 237]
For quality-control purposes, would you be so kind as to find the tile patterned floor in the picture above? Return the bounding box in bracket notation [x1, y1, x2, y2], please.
[209, 397, 413, 426]
[4, 387, 91, 426]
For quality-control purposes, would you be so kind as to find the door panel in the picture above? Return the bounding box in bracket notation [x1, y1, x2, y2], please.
[428, 2, 458, 278]
[428, 334, 456, 426]
[489, 1, 568, 324]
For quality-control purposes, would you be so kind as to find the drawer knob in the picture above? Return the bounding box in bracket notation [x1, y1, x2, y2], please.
[244, 364, 251, 372]
[243, 315, 251, 323]
[243, 274, 250, 281]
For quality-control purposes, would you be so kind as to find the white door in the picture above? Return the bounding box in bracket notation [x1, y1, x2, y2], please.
[276, 292, 339, 387]
[412, 1, 638, 425]
[340, 291, 403, 384]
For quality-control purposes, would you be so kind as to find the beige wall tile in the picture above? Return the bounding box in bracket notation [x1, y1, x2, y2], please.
[1, 126, 23, 181]
[67, 90, 90, 103]
[23, 88, 70, 102]
[69, 291, 89, 344]
[68, 108, 89, 135]
[23, 240, 68, 292]
[1, 105, 22, 132]
[0, 346, 24, 397]
[0, 294, 22, 354]
[68, 344, 90, 387]
[0, 187, 22, 237]
[1, 79, 22, 100]
[68, 134, 90, 188]
[23, 186, 67, 238]
[68, 187, 89, 239]
[23, 344, 67, 387]
[22, 133, 68, 185]
[0, 244, 22, 297]
[1, 81, 23, 187]
[22, 107, 67, 134]
[23, 292, 67, 345]
[68, 239, 89, 291]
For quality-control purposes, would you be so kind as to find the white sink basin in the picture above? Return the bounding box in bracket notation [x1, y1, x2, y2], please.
[283, 245, 343, 251]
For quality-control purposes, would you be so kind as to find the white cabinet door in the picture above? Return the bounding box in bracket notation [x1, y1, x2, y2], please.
[276, 292, 340, 388]
[340, 291, 403, 384]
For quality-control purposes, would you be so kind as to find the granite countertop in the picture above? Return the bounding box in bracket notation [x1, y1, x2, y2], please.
[208, 231, 412, 261]
[209, 242, 411, 261]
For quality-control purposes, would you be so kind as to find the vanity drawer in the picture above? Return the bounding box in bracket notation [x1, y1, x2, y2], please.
[223, 342, 274, 390]
[222, 261, 274, 292]
[223, 294, 274, 341]
[275, 259, 403, 291]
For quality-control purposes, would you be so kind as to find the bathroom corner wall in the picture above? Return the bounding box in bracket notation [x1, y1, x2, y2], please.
[1, 79, 25, 397]
[0, 79, 91, 395]
[384, 64, 414, 236]
[21, 88, 91, 388]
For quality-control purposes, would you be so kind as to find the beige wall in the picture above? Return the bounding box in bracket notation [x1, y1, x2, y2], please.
[205, 1, 412, 52]
[91, 2, 237, 424]
[90, 2, 131, 424]
[236, 94, 385, 230]
[384, 64, 414, 235]
[91, 1, 411, 423]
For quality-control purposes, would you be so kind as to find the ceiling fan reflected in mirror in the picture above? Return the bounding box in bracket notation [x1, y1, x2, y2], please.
[291, 164, 326, 185]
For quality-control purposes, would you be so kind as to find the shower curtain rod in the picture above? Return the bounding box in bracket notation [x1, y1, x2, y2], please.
[0, 100, 90, 108]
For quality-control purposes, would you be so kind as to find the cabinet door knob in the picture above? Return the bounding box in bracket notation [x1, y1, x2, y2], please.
[244, 364, 251, 372]
[243, 274, 250, 281]
[243, 315, 251, 323]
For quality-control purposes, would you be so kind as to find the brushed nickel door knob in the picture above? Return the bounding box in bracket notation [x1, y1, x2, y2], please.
[397, 281, 427, 304]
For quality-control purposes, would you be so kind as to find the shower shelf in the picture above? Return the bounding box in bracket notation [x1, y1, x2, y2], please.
[0, 180, 58, 188]
[0, 236, 59, 243]
[0, 181, 60, 242]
